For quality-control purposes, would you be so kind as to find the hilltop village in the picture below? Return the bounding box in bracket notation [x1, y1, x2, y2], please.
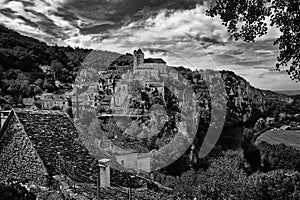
[97, 49, 197, 117]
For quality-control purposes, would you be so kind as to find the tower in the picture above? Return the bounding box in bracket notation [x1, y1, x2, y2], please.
[136, 49, 144, 67]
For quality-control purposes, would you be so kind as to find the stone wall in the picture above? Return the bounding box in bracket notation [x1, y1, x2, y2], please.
[0, 114, 48, 186]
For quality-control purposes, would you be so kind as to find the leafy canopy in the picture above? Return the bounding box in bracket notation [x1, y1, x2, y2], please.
[207, 0, 300, 81]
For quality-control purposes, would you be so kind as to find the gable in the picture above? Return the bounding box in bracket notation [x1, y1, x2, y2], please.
[0, 113, 48, 185]
[15, 110, 99, 180]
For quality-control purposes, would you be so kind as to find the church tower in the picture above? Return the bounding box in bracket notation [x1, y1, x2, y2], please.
[136, 49, 144, 67]
[133, 49, 144, 71]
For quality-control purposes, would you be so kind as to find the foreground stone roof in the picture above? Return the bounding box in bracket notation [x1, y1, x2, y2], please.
[11, 109, 125, 181]
[15, 110, 99, 179]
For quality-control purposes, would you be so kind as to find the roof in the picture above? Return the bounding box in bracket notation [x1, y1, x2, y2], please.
[8, 109, 124, 179]
[137, 49, 144, 54]
[144, 58, 166, 64]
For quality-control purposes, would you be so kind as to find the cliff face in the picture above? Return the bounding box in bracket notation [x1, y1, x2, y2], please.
[174, 68, 292, 129]
[166, 68, 295, 151]
[220, 70, 289, 127]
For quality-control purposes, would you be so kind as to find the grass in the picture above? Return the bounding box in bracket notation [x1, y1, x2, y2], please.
[257, 130, 300, 150]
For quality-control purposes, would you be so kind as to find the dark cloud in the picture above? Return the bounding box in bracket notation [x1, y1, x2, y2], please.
[0, 8, 16, 17]
[61, 0, 207, 35]
[0, 8, 39, 31]
[80, 24, 116, 35]
[142, 48, 169, 56]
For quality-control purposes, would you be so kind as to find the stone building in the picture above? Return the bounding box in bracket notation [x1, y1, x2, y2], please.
[133, 49, 168, 81]
[39, 93, 69, 110]
[100, 139, 150, 173]
[115, 152, 150, 173]
[0, 109, 115, 187]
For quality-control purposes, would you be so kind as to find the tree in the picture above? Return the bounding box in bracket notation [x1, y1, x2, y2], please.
[0, 181, 36, 200]
[258, 141, 300, 172]
[43, 75, 56, 92]
[195, 151, 248, 200]
[207, 0, 300, 81]
[246, 170, 300, 200]
[6, 71, 31, 98]
[242, 140, 261, 174]
[174, 169, 198, 197]
[88, 118, 105, 140]
[174, 151, 248, 199]
[50, 60, 63, 81]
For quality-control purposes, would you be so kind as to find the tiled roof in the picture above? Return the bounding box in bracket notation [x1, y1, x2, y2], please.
[14, 109, 121, 181]
[144, 58, 166, 64]
[137, 49, 143, 54]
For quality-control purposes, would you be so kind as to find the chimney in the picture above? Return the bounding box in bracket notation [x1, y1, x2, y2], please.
[99, 159, 111, 187]
[99, 164, 110, 187]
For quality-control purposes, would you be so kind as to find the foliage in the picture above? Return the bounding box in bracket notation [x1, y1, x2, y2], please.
[258, 141, 300, 172]
[78, 109, 97, 129]
[173, 151, 248, 199]
[172, 150, 300, 199]
[0, 181, 36, 200]
[88, 118, 105, 140]
[174, 169, 198, 197]
[246, 170, 300, 200]
[207, 0, 300, 81]
[242, 140, 261, 174]
[194, 151, 248, 200]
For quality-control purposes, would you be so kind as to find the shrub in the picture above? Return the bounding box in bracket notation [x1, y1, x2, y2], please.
[246, 170, 300, 200]
[0, 181, 36, 200]
[258, 142, 300, 172]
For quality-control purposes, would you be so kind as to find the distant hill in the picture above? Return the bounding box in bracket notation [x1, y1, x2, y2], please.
[276, 90, 300, 96]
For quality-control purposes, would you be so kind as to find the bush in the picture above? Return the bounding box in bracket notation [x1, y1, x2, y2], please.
[195, 151, 248, 200]
[172, 150, 300, 199]
[0, 181, 36, 200]
[258, 142, 300, 172]
[246, 170, 300, 200]
[174, 151, 248, 199]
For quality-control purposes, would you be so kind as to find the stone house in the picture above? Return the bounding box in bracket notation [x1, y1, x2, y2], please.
[39, 93, 69, 110]
[0, 109, 116, 187]
[100, 139, 151, 173]
[115, 152, 151, 173]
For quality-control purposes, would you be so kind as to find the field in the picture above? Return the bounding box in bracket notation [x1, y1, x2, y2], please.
[257, 130, 300, 150]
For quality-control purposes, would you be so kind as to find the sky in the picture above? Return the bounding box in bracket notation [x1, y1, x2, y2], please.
[0, 0, 299, 91]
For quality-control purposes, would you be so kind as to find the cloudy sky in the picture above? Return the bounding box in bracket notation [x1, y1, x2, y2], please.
[0, 0, 299, 91]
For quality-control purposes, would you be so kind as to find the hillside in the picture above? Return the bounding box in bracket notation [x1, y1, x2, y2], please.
[0, 25, 119, 107]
